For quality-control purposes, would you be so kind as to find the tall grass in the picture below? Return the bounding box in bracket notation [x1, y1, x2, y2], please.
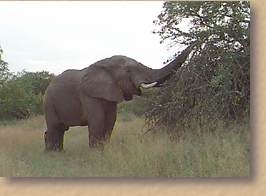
[0, 115, 249, 177]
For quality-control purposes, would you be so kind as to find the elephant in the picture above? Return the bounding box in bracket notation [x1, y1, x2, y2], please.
[43, 43, 197, 151]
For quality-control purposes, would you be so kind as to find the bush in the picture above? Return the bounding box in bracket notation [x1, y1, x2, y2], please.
[0, 69, 54, 120]
[0, 80, 31, 119]
[118, 89, 157, 118]
[145, 1, 250, 133]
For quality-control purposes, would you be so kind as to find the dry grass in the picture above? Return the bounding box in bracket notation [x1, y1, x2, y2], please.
[0, 114, 250, 177]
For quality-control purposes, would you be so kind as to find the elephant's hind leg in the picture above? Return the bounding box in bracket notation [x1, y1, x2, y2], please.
[44, 102, 67, 151]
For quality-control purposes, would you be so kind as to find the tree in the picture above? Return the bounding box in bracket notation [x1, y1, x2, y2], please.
[0, 80, 32, 119]
[0, 45, 55, 120]
[145, 1, 250, 131]
[0, 46, 11, 86]
[15, 70, 54, 96]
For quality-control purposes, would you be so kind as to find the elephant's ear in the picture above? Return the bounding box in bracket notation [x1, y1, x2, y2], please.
[80, 67, 124, 102]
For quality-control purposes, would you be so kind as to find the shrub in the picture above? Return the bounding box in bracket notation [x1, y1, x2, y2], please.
[145, 1, 250, 133]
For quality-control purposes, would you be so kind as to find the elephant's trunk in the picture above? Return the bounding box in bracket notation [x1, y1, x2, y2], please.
[151, 42, 197, 86]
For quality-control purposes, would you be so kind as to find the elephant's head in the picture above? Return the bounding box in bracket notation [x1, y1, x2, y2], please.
[81, 43, 196, 102]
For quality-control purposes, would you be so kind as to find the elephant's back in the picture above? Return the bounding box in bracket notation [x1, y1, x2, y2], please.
[45, 70, 81, 98]
[53, 69, 82, 85]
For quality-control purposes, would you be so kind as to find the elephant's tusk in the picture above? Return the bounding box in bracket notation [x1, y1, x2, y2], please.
[140, 82, 157, 89]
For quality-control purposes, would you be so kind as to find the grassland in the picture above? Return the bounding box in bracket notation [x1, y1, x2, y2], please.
[0, 114, 249, 177]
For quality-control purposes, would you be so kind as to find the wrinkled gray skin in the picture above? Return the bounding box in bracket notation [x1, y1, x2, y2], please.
[44, 44, 195, 151]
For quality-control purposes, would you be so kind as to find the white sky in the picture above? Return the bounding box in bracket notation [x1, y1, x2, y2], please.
[0, 1, 183, 75]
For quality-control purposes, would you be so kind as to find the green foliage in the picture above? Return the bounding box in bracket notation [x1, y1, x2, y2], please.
[0, 74, 51, 120]
[118, 90, 155, 116]
[0, 56, 11, 86]
[0, 47, 54, 120]
[0, 79, 31, 119]
[118, 98, 146, 117]
[146, 1, 250, 131]
[15, 70, 54, 96]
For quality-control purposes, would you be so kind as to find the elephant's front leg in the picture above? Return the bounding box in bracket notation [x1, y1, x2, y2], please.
[87, 99, 107, 149]
[104, 102, 117, 142]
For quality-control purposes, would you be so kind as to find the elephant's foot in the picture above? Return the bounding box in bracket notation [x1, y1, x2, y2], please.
[44, 130, 65, 152]
[89, 136, 105, 151]
[89, 142, 104, 151]
[44, 142, 64, 152]
[44, 147, 64, 152]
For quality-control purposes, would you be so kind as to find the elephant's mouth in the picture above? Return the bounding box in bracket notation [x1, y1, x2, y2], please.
[123, 93, 133, 101]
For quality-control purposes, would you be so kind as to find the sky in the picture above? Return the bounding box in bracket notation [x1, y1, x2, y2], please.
[0, 1, 184, 75]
